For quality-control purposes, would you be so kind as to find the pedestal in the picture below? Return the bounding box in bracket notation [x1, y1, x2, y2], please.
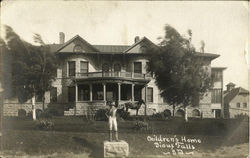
[104, 140, 129, 158]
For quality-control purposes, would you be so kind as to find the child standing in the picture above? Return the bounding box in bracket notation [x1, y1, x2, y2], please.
[106, 101, 119, 142]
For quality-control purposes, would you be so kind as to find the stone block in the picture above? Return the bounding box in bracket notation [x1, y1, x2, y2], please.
[104, 140, 129, 158]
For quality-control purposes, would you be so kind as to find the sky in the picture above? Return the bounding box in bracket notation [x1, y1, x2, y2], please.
[1, 1, 249, 90]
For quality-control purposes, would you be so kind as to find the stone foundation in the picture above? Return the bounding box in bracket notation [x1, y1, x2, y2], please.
[104, 140, 129, 158]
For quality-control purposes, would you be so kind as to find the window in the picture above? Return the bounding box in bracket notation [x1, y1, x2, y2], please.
[147, 87, 153, 102]
[102, 63, 109, 77]
[134, 62, 142, 74]
[212, 70, 222, 82]
[80, 61, 88, 76]
[73, 45, 83, 52]
[78, 85, 90, 101]
[243, 103, 247, 108]
[114, 63, 121, 76]
[93, 84, 103, 100]
[68, 61, 76, 76]
[237, 103, 240, 108]
[211, 89, 222, 103]
[36, 93, 43, 102]
[50, 87, 57, 103]
[68, 87, 75, 102]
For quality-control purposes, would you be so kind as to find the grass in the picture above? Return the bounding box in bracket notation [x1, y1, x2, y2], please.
[1, 116, 249, 158]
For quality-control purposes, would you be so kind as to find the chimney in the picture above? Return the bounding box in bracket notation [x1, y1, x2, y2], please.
[59, 32, 65, 44]
[134, 36, 140, 43]
[226, 82, 236, 92]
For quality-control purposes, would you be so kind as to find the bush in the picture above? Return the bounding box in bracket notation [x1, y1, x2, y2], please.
[36, 119, 54, 130]
[117, 109, 130, 120]
[36, 109, 43, 118]
[47, 104, 64, 116]
[40, 109, 53, 119]
[95, 109, 108, 121]
[150, 113, 165, 121]
[235, 114, 249, 121]
[132, 121, 149, 130]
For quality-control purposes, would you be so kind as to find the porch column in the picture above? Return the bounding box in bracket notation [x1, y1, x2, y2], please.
[118, 83, 121, 102]
[131, 84, 134, 102]
[75, 83, 78, 102]
[89, 84, 93, 101]
[103, 83, 106, 102]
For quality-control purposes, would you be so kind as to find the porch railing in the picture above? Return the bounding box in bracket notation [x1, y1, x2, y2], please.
[76, 71, 152, 80]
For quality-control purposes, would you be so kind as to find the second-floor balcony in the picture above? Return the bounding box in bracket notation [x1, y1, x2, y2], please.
[75, 71, 152, 81]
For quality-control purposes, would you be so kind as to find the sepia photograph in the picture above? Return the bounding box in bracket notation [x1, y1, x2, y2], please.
[0, 1, 249, 158]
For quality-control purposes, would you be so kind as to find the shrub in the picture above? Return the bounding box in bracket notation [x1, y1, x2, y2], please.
[95, 109, 108, 121]
[132, 121, 149, 130]
[117, 109, 130, 120]
[150, 113, 165, 121]
[36, 119, 54, 130]
[40, 109, 53, 118]
[18, 109, 26, 118]
[47, 104, 64, 116]
[235, 114, 249, 121]
[36, 109, 43, 118]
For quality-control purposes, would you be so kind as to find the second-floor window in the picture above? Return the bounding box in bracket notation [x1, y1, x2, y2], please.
[134, 62, 142, 74]
[212, 70, 222, 82]
[102, 63, 109, 77]
[80, 61, 88, 76]
[243, 103, 247, 108]
[211, 89, 222, 103]
[68, 61, 76, 77]
[114, 63, 121, 76]
[237, 103, 240, 108]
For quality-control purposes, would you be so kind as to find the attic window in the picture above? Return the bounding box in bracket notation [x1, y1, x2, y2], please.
[74, 45, 83, 52]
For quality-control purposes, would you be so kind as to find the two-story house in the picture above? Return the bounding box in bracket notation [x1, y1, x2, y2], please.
[3, 33, 226, 118]
[223, 82, 249, 118]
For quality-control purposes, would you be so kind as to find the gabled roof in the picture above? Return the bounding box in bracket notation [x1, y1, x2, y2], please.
[50, 34, 220, 60]
[224, 87, 249, 104]
[123, 37, 158, 54]
[55, 35, 100, 53]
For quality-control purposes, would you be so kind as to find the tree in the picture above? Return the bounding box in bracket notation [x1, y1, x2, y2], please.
[147, 24, 213, 121]
[3, 25, 57, 119]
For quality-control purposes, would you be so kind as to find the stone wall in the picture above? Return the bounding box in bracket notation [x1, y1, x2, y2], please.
[157, 103, 214, 118]
[3, 103, 45, 116]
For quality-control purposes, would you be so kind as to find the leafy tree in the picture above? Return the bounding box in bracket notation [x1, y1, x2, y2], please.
[3, 25, 57, 119]
[147, 24, 212, 121]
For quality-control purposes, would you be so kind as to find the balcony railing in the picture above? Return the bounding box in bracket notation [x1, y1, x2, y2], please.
[75, 71, 152, 80]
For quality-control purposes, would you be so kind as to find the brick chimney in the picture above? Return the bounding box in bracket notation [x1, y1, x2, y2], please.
[59, 32, 65, 44]
[226, 82, 236, 92]
[134, 36, 140, 43]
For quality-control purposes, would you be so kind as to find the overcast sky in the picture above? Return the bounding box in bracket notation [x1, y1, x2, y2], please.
[1, 1, 249, 90]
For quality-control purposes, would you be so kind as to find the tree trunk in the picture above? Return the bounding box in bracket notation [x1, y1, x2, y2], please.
[0, 90, 3, 150]
[32, 95, 36, 120]
[42, 93, 45, 111]
[172, 104, 175, 117]
[144, 103, 147, 121]
[184, 106, 188, 122]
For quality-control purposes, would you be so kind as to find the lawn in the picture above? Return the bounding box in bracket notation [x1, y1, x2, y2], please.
[0, 116, 249, 158]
